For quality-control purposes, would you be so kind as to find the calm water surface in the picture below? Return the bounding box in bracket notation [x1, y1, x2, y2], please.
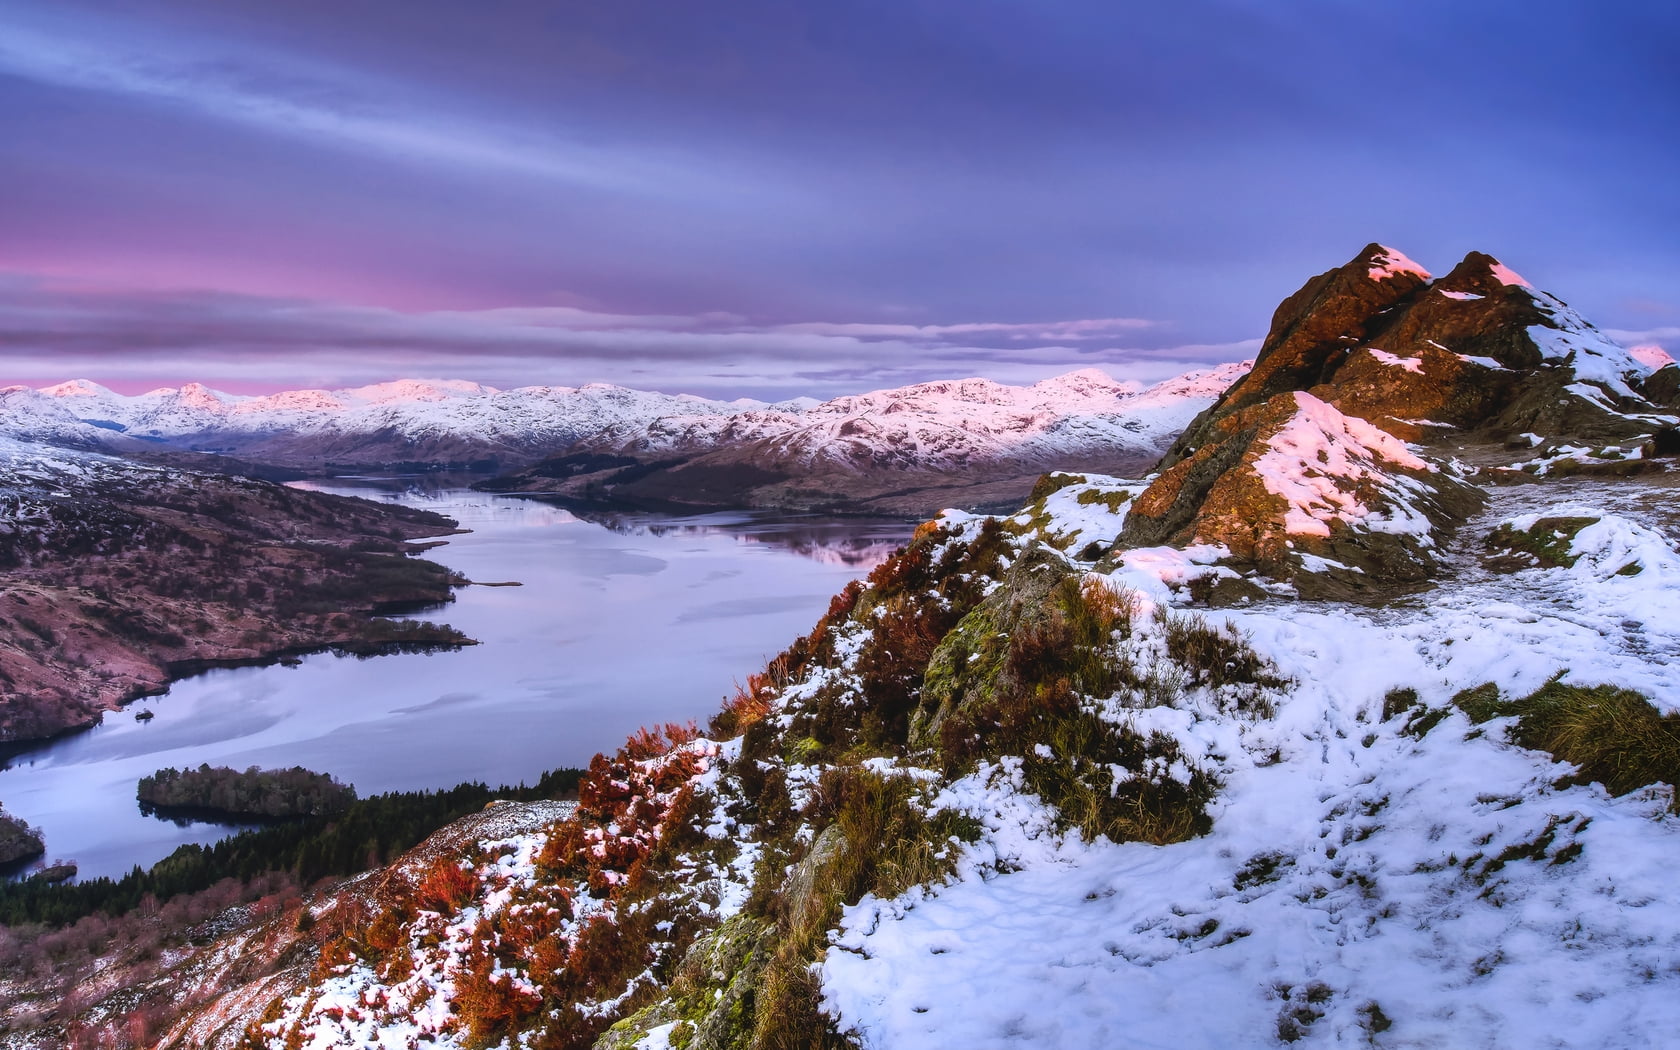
[1, 480, 912, 879]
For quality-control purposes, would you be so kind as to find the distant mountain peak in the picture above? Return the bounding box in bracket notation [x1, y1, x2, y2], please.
[40, 379, 118, 399]
[345, 378, 499, 403]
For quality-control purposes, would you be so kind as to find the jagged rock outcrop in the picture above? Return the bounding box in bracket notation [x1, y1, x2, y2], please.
[1166, 244, 1663, 466]
[1128, 244, 1672, 592]
[1121, 391, 1481, 594]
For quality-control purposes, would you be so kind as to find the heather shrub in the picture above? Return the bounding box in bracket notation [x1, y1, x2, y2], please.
[416, 856, 478, 913]
[1158, 609, 1289, 692]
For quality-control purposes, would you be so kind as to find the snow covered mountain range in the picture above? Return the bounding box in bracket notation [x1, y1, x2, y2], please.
[0, 362, 1252, 515]
[1, 364, 1247, 475]
[0, 377, 774, 469]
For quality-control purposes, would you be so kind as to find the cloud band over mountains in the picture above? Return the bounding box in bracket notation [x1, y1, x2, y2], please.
[0, 276, 1255, 398]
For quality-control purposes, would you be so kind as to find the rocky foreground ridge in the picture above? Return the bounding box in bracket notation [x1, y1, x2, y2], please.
[5, 246, 1680, 1049]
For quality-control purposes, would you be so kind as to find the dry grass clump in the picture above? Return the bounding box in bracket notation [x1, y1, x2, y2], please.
[1158, 609, 1289, 692]
[1023, 713, 1216, 844]
[1455, 677, 1680, 803]
[931, 573, 1214, 844]
[1483, 516, 1598, 571]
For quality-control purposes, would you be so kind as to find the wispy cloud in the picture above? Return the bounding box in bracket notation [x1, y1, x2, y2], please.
[1605, 326, 1680, 346]
[775, 318, 1160, 342]
[0, 20, 707, 196]
[0, 277, 1250, 398]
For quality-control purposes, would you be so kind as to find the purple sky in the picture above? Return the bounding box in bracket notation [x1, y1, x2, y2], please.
[2, 1, 1677, 399]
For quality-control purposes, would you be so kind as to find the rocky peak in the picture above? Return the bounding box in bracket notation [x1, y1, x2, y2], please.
[1432, 250, 1532, 298]
[1121, 245, 1676, 594]
[1169, 246, 1670, 459]
[1120, 390, 1480, 595]
[1212, 243, 1430, 418]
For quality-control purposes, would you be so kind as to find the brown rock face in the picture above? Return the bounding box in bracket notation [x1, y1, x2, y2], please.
[1163, 243, 1428, 468]
[1122, 391, 1479, 591]
[1167, 246, 1661, 469]
[1127, 244, 1668, 591]
[1645, 364, 1680, 409]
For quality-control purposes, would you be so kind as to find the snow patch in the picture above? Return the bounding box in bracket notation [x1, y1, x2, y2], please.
[1366, 348, 1423, 374]
[1251, 392, 1435, 539]
[1488, 261, 1533, 287]
[1366, 246, 1431, 282]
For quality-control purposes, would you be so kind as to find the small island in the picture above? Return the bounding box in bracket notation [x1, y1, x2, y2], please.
[137, 764, 357, 822]
[0, 805, 46, 869]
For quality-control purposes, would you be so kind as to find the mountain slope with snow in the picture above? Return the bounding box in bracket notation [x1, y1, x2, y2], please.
[9, 247, 1679, 1049]
[0, 437, 468, 743]
[486, 362, 1253, 515]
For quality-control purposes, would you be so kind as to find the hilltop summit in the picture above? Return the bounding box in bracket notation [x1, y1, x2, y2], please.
[1125, 245, 1674, 595]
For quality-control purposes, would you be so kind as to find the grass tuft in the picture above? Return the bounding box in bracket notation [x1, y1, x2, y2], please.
[1451, 675, 1680, 806]
[1483, 516, 1598, 571]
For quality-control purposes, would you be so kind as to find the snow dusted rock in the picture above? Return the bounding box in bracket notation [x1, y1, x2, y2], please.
[1645, 363, 1680, 409]
[1126, 245, 1676, 592]
[1166, 246, 1670, 470]
[1181, 243, 1430, 429]
[1121, 391, 1480, 592]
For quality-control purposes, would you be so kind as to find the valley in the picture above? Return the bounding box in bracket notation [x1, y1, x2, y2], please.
[0, 245, 1676, 1049]
[0, 484, 911, 881]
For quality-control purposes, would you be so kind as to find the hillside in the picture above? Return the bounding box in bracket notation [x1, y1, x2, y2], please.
[3, 246, 1678, 1048]
[0, 439, 472, 744]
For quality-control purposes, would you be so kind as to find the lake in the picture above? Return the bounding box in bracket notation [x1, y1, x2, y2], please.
[0, 480, 914, 880]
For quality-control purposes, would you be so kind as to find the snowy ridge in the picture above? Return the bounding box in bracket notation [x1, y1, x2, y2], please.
[12, 363, 1252, 475]
[33, 377, 753, 454]
[1524, 290, 1655, 401]
[823, 491, 1680, 1049]
[0, 386, 134, 450]
[581, 362, 1251, 472]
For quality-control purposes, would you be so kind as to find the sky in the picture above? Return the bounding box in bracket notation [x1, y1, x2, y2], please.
[1, 0, 1677, 400]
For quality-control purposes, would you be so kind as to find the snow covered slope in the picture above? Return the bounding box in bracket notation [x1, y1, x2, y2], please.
[141, 456, 1680, 1050]
[577, 365, 1247, 472]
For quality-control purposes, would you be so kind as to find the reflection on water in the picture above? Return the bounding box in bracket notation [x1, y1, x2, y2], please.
[0, 483, 915, 880]
[302, 476, 916, 569]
